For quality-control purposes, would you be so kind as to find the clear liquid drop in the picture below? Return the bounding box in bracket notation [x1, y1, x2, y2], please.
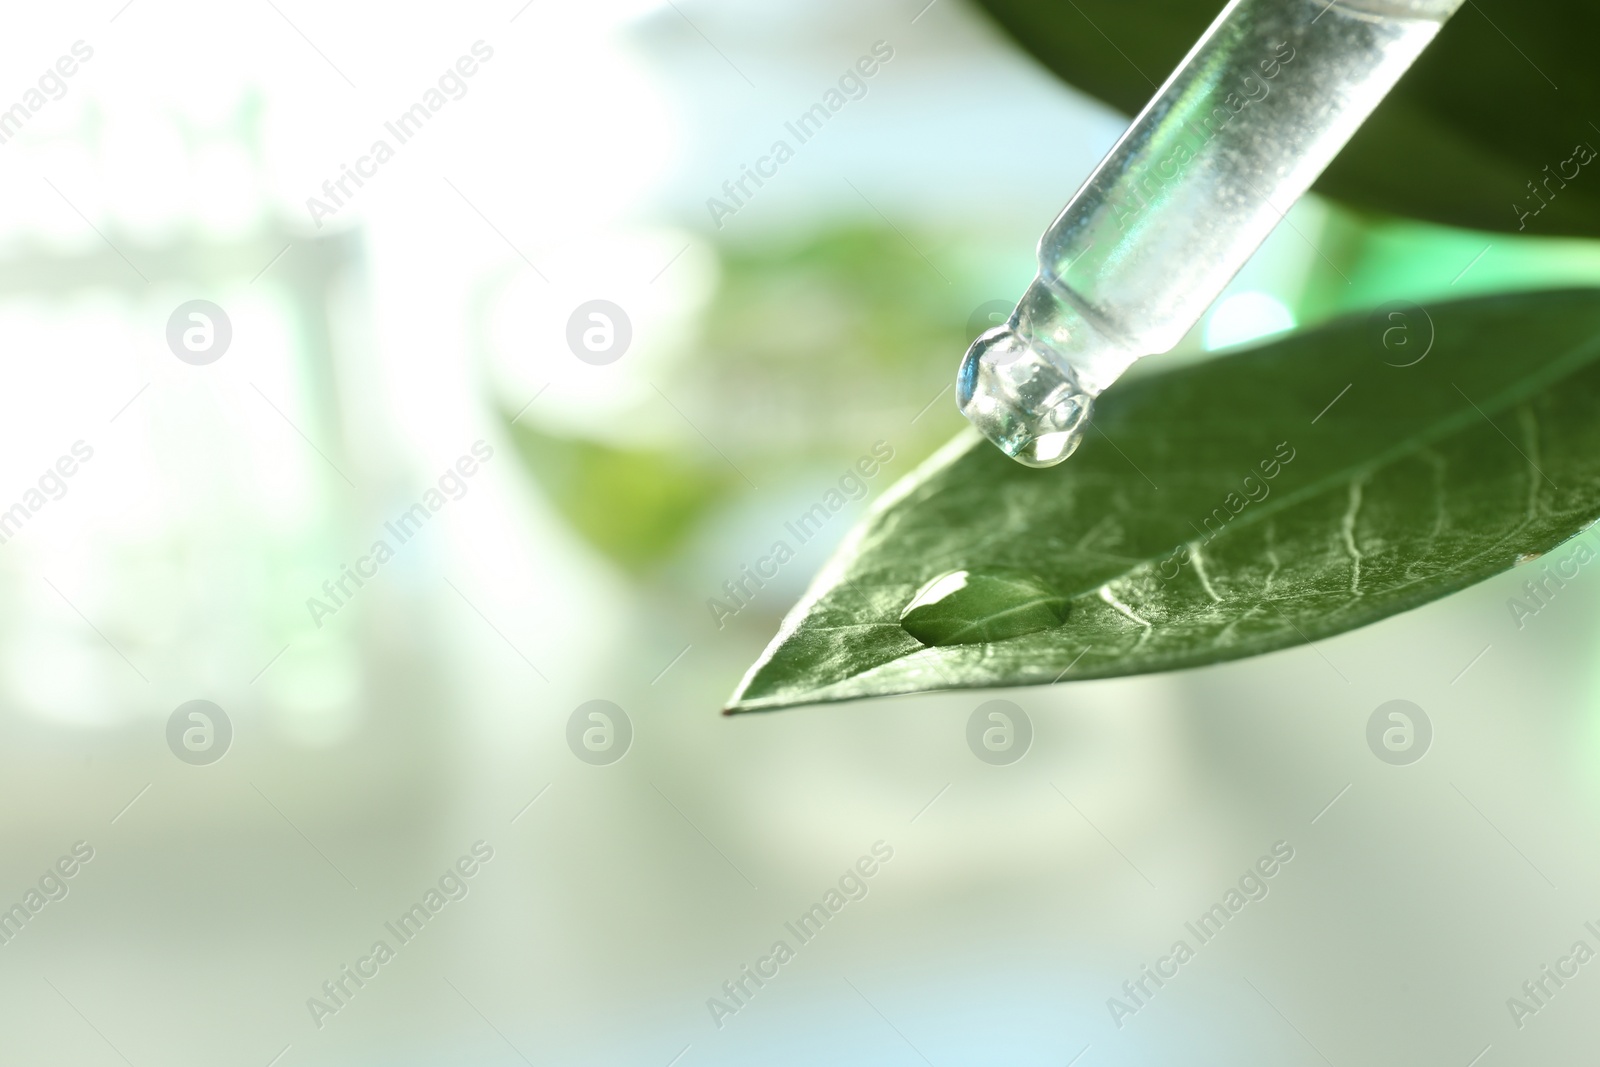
[899, 569, 1070, 646]
[956, 323, 1097, 468]
[955, 280, 1144, 468]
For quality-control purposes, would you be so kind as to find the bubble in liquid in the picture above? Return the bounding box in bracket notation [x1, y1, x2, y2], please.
[899, 568, 1070, 646]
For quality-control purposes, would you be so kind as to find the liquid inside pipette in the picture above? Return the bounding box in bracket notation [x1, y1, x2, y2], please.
[958, 0, 1464, 467]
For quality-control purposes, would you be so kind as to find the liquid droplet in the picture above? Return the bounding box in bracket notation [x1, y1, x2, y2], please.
[956, 326, 1094, 468]
[899, 569, 1069, 646]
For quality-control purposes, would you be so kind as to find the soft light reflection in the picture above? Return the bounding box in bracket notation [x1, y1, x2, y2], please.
[1202, 289, 1296, 351]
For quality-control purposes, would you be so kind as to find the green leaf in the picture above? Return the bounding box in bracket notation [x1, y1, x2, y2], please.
[501, 414, 734, 574]
[969, 0, 1600, 237]
[725, 289, 1600, 713]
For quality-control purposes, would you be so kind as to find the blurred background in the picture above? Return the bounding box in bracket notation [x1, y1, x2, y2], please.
[5, 0, 1600, 1064]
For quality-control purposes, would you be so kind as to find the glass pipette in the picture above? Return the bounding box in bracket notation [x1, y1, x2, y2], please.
[958, 0, 1466, 466]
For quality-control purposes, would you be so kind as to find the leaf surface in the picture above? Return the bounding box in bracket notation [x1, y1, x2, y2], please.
[727, 289, 1600, 712]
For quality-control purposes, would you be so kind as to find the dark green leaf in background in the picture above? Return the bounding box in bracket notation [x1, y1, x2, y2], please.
[727, 289, 1600, 712]
[969, 0, 1600, 237]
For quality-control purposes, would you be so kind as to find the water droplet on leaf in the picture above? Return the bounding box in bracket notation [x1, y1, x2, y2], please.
[899, 569, 1069, 646]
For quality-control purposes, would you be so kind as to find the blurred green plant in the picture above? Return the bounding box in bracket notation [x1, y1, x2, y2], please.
[500, 422, 737, 574]
[502, 228, 1008, 573]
